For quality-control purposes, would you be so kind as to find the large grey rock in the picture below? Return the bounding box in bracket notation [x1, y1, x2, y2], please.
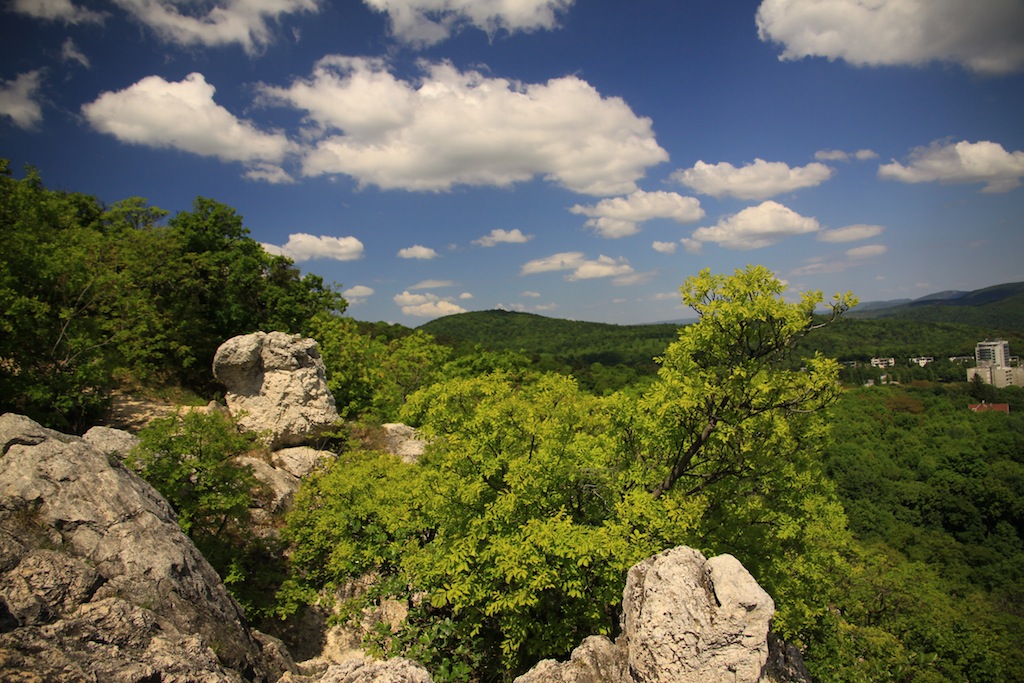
[214, 332, 339, 449]
[272, 446, 334, 479]
[380, 423, 427, 463]
[0, 413, 279, 681]
[313, 656, 433, 683]
[516, 546, 787, 683]
[622, 547, 774, 683]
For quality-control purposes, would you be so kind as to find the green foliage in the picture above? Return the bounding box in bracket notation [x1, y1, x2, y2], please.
[309, 313, 450, 421]
[284, 267, 856, 680]
[128, 410, 285, 618]
[0, 161, 345, 427]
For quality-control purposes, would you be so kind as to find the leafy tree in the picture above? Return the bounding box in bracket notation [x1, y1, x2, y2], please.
[283, 266, 856, 680]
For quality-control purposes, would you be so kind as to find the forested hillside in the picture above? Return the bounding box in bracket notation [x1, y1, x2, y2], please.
[4, 163, 1023, 682]
[848, 282, 1024, 330]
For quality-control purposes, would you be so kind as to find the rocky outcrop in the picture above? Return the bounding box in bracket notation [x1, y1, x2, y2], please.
[0, 413, 280, 681]
[514, 546, 796, 683]
[214, 332, 339, 449]
[380, 423, 427, 463]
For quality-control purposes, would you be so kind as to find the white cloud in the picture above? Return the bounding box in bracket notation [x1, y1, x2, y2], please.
[756, 0, 1024, 75]
[262, 57, 667, 195]
[520, 251, 634, 281]
[363, 0, 573, 47]
[570, 190, 704, 239]
[394, 290, 468, 317]
[817, 224, 885, 243]
[398, 245, 439, 259]
[846, 244, 888, 259]
[243, 162, 294, 184]
[459, 292, 473, 299]
[112, 0, 318, 54]
[472, 228, 533, 246]
[61, 38, 90, 68]
[11, 0, 104, 24]
[262, 233, 364, 261]
[410, 279, 455, 289]
[815, 148, 878, 162]
[82, 73, 294, 173]
[343, 285, 375, 304]
[652, 240, 677, 254]
[878, 140, 1024, 193]
[687, 200, 820, 251]
[521, 290, 541, 298]
[0, 71, 43, 129]
[672, 158, 833, 200]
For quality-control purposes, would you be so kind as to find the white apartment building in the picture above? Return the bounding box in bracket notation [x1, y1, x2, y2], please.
[976, 340, 1011, 367]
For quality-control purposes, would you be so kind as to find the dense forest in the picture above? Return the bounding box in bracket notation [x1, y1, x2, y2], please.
[3, 162, 1023, 682]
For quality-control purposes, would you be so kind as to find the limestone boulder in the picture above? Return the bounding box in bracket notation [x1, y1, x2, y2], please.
[213, 332, 339, 449]
[0, 413, 280, 681]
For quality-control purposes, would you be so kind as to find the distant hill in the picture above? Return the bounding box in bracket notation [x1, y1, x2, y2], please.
[418, 309, 680, 370]
[849, 282, 1024, 331]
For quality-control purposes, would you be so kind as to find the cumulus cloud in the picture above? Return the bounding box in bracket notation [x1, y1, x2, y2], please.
[262, 233, 365, 261]
[11, 0, 104, 24]
[878, 140, 1024, 193]
[0, 70, 43, 129]
[111, 0, 318, 54]
[672, 159, 833, 200]
[61, 38, 90, 68]
[652, 240, 677, 254]
[685, 200, 819, 252]
[520, 251, 634, 281]
[756, 0, 1024, 75]
[243, 162, 294, 184]
[363, 0, 573, 46]
[817, 224, 885, 242]
[570, 190, 704, 239]
[521, 290, 541, 298]
[815, 148, 878, 162]
[261, 56, 667, 195]
[343, 285, 375, 304]
[394, 290, 468, 317]
[397, 245, 439, 259]
[410, 279, 455, 289]
[472, 228, 533, 246]
[82, 73, 294, 175]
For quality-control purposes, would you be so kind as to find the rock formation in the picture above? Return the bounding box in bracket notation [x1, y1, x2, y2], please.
[213, 332, 338, 449]
[0, 413, 280, 681]
[514, 546, 800, 683]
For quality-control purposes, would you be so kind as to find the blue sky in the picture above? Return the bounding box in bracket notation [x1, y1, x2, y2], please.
[2, 0, 1023, 326]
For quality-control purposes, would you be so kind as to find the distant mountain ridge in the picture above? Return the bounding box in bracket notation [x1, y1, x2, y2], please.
[849, 282, 1024, 330]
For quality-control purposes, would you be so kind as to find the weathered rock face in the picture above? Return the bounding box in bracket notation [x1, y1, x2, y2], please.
[0, 413, 278, 681]
[515, 546, 793, 683]
[622, 547, 775, 682]
[213, 332, 339, 449]
[380, 423, 426, 463]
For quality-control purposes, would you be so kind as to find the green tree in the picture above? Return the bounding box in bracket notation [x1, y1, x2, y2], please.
[284, 266, 857, 680]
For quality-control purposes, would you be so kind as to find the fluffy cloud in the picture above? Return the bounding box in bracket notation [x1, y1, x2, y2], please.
[756, 0, 1024, 75]
[262, 233, 365, 261]
[520, 251, 634, 282]
[570, 190, 704, 239]
[878, 140, 1024, 193]
[363, 0, 573, 46]
[11, 0, 104, 24]
[815, 148, 878, 162]
[685, 200, 819, 252]
[472, 228, 533, 246]
[112, 0, 317, 53]
[343, 285, 375, 304]
[817, 224, 885, 242]
[262, 57, 667, 195]
[394, 290, 468, 317]
[652, 240, 677, 254]
[672, 159, 833, 200]
[398, 245, 439, 259]
[82, 73, 294, 172]
[0, 71, 43, 129]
